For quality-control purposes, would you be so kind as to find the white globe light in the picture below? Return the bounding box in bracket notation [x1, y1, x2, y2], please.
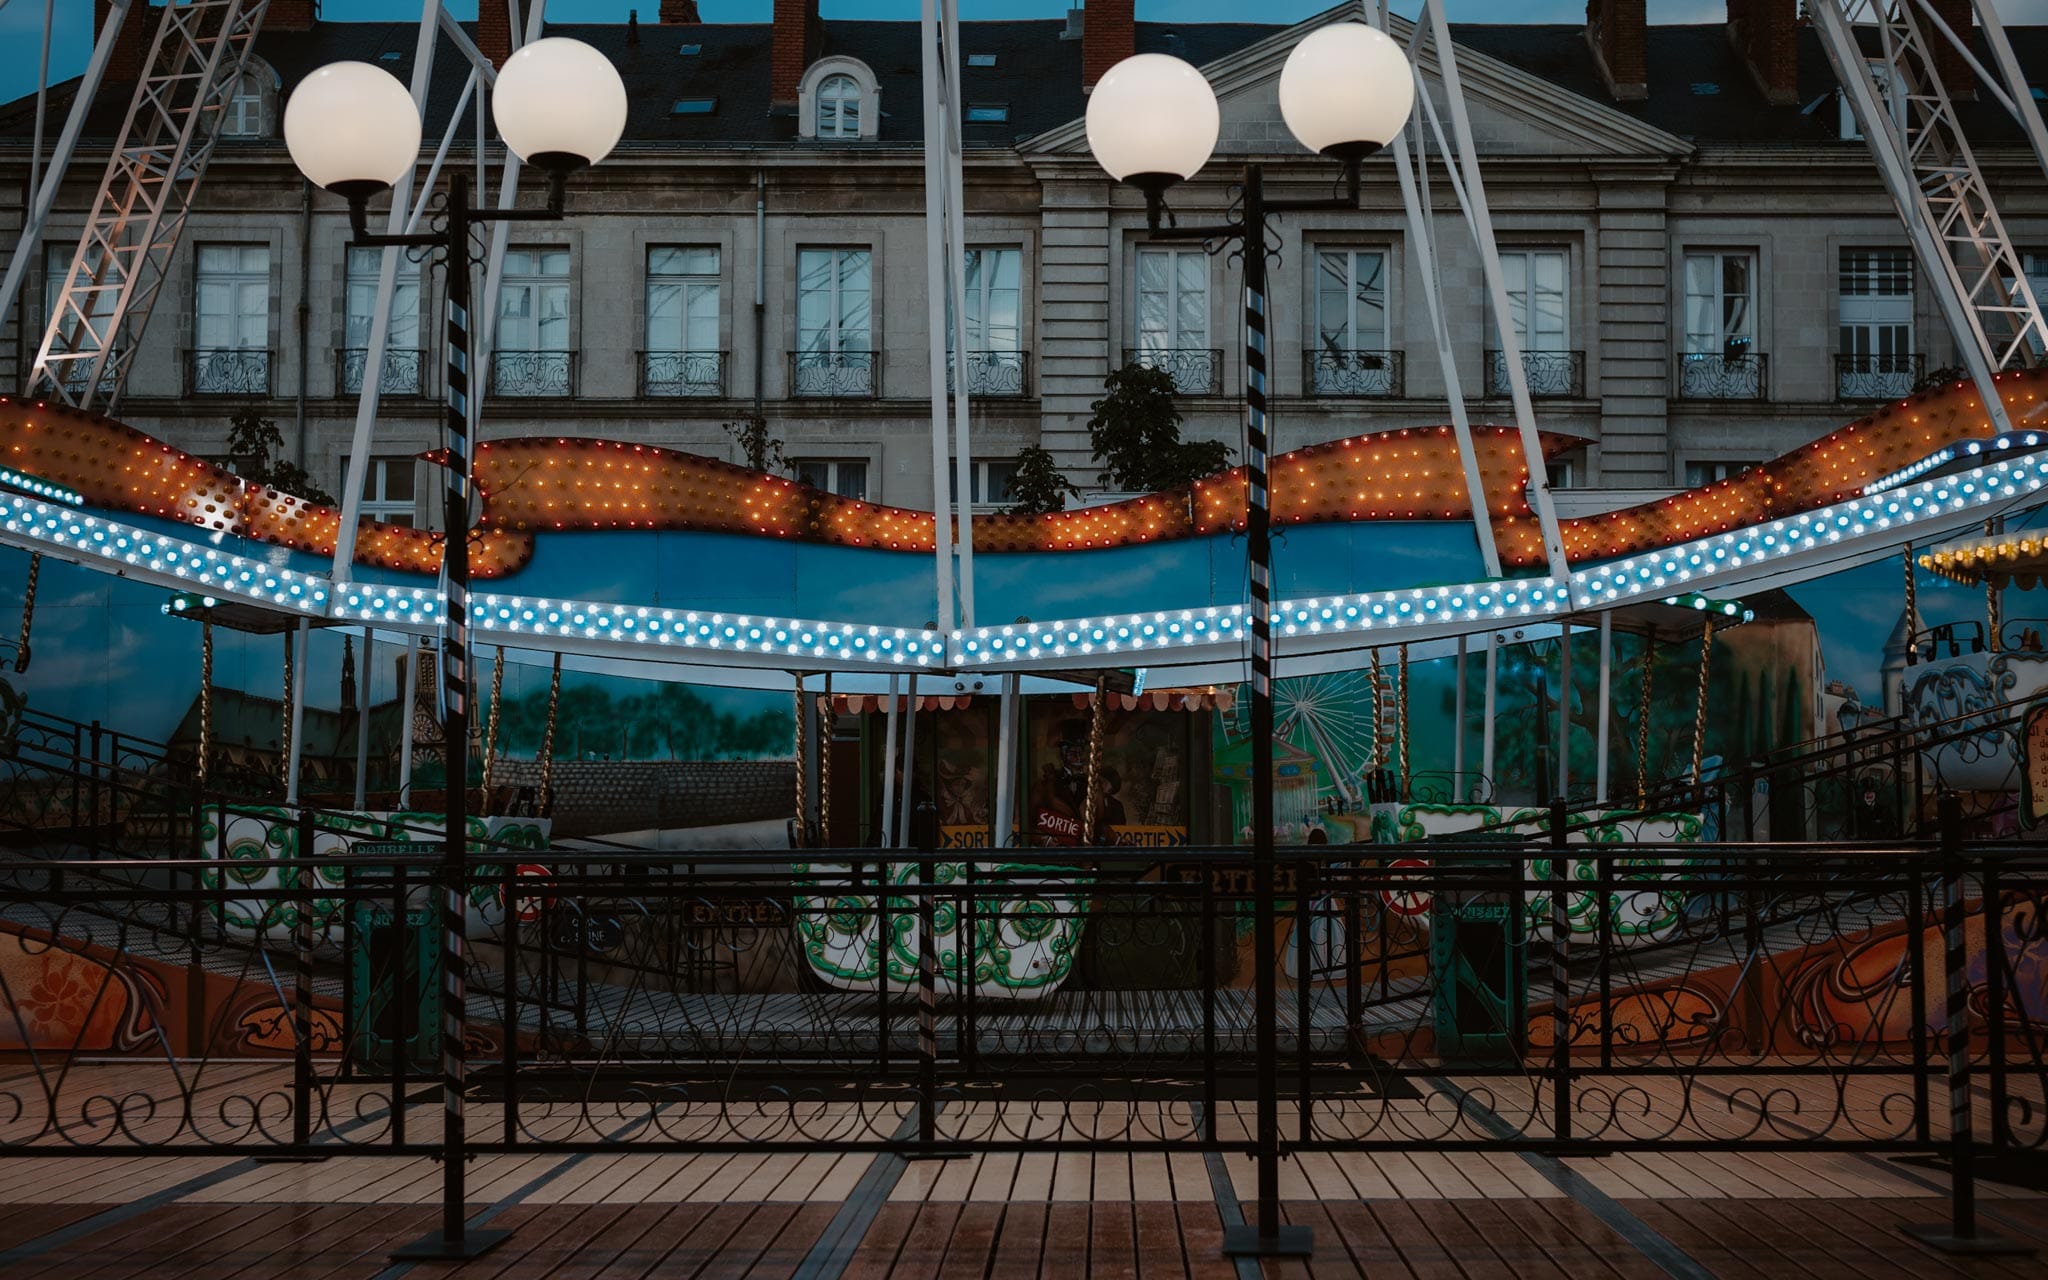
[1085, 54, 1220, 196]
[491, 37, 628, 171]
[283, 61, 421, 196]
[1278, 23, 1416, 159]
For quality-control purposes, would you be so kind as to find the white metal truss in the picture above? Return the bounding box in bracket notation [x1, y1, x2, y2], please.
[1811, 0, 2045, 440]
[28, 0, 272, 410]
[920, 0, 976, 632]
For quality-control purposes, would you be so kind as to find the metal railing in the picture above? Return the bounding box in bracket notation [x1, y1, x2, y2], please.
[790, 349, 878, 398]
[491, 349, 575, 398]
[1305, 349, 1404, 398]
[1837, 352, 1925, 401]
[42, 348, 123, 396]
[186, 347, 272, 396]
[946, 349, 1030, 397]
[338, 347, 426, 396]
[638, 350, 726, 398]
[1485, 348, 1584, 399]
[1124, 347, 1222, 395]
[1675, 350, 1768, 400]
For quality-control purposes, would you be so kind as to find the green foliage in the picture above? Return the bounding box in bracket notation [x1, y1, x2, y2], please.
[724, 412, 787, 474]
[488, 679, 791, 761]
[1002, 445, 1079, 516]
[1086, 363, 1233, 493]
[227, 408, 336, 506]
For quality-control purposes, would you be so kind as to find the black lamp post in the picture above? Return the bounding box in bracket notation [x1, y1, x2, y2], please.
[285, 40, 627, 1261]
[1084, 23, 1417, 1259]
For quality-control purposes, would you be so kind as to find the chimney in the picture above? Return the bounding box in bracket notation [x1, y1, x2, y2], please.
[659, 0, 701, 22]
[93, 0, 152, 82]
[1585, 0, 1647, 102]
[770, 0, 822, 111]
[1083, 0, 1135, 91]
[1727, 0, 1799, 107]
[477, 0, 512, 70]
[1921, 0, 1975, 97]
[267, 0, 316, 31]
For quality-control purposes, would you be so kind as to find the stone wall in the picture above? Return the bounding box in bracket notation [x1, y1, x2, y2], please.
[492, 759, 795, 839]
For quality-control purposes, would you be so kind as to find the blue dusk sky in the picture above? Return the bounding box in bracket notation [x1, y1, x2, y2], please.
[10, 2, 2048, 106]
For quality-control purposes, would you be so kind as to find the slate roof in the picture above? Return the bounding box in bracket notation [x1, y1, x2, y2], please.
[3, 17, 2046, 153]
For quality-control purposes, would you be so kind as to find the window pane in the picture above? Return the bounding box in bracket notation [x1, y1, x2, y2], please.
[835, 462, 867, 500]
[646, 281, 682, 347]
[685, 282, 720, 351]
[384, 460, 415, 501]
[795, 461, 831, 489]
[538, 250, 569, 276]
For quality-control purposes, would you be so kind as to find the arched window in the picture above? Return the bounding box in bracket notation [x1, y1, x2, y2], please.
[817, 74, 862, 139]
[223, 72, 266, 137]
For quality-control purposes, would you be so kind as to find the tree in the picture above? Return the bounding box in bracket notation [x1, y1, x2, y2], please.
[1003, 445, 1078, 516]
[724, 412, 787, 473]
[1086, 363, 1233, 493]
[226, 408, 335, 506]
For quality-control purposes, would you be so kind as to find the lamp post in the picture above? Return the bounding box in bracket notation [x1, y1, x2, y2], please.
[1085, 23, 1416, 1259]
[285, 40, 626, 1262]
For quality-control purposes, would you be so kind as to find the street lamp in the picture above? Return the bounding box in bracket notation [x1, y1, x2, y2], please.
[285, 41, 625, 1263]
[1085, 21, 1415, 1260]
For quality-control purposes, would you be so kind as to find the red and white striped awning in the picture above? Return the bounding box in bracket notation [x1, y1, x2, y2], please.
[828, 687, 1233, 715]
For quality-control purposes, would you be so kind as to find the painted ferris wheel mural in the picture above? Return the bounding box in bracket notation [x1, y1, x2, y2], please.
[1223, 670, 1382, 820]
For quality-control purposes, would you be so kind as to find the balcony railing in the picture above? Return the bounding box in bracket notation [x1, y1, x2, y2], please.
[41, 350, 122, 396]
[1306, 349, 1404, 398]
[338, 347, 426, 396]
[946, 349, 1030, 397]
[1836, 352, 1924, 401]
[491, 349, 575, 398]
[186, 347, 272, 396]
[1485, 348, 1584, 399]
[791, 350, 878, 398]
[1676, 351, 1768, 401]
[640, 350, 727, 398]
[1124, 347, 1222, 395]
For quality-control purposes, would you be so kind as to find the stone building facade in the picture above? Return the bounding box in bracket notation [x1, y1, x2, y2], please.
[4, 0, 2045, 519]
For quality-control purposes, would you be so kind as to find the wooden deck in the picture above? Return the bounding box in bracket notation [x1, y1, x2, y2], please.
[0, 1063, 2041, 1277]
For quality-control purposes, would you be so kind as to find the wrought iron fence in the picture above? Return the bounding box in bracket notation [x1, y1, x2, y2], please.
[1837, 352, 1924, 401]
[790, 350, 878, 398]
[1124, 347, 1222, 395]
[490, 349, 575, 398]
[1484, 348, 1583, 399]
[186, 347, 272, 396]
[1675, 351, 1768, 400]
[639, 350, 726, 398]
[338, 347, 425, 396]
[1306, 349, 1404, 398]
[946, 350, 1030, 397]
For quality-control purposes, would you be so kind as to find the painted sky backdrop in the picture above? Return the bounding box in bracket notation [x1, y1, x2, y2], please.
[11, 1, 2048, 106]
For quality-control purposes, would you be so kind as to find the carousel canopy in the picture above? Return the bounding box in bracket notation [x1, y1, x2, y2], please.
[1919, 530, 2048, 588]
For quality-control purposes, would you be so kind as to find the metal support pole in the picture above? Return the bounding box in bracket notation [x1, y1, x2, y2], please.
[1558, 621, 1573, 800]
[1481, 633, 1498, 802]
[897, 674, 920, 850]
[880, 675, 900, 847]
[1453, 634, 1467, 796]
[1595, 613, 1612, 805]
[919, 0, 958, 635]
[399, 635, 420, 807]
[285, 621, 309, 806]
[992, 674, 1019, 847]
[354, 630, 375, 809]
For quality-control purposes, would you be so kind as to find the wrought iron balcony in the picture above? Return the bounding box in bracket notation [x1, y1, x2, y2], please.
[1485, 348, 1584, 399]
[1675, 351, 1769, 401]
[946, 349, 1030, 397]
[790, 349, 878, 398]
[42, 350, 123, 396]
[1836, 352, 1924, 401]
[640, 350, 727, 398]
[338, 347, 426, 396]
[491, 349, 575, 398]
[1305, 349, 1404, 398]
[186, 347, 272, 396]
[1124, 347, 1222, 395]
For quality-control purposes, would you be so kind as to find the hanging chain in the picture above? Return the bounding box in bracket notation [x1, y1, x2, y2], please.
[816, 691, 832, 847]
[1634, 627, 1656, 811]
[1903, 542, 1918, 664]
[793, 676, 809, 847]
[536, 651, 562, 815]
[1986, 519, 2004, 653]
[1398, 642, 1411, 801]
[480, 646, 505, 815]
[1369, 648, 1386, 768]
[199, 621, 214, 793]
[1690, 618, 1715, 789]
[13, 552, 38, 673]
[1084, 675, 1108, 844]
[279, 630, 294, 797]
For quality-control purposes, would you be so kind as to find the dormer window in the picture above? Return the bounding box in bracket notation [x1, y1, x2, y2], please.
[799, 58, 881, 142]
[223, 71, 267, 137]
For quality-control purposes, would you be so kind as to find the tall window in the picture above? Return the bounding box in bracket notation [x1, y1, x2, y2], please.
[644, 246, 722, 396]
[1838, 247, 1914, 398]
[1683, 460, 1757, 488]
[495, 247, 571, 396]
[41, 244, 118, 393]
[795, 248, 874, 397]
[1489, 248, 1572, 397]
[1134, 248, 1213, 393]
[343, 247, 421, 395]
[818, 74, 862, 139]
[1311, 249, 1393, 396]
[793, 458, 868, 501]
[952, 459, 1020, 509]
[1678, 250, 1761, 399]
[1840, 60, 1902, 142]
[352, 456, 419, 527]
[223, 73, 265, 137]
[193, 243, 270, 394]
[954, 248, 1024, 396]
